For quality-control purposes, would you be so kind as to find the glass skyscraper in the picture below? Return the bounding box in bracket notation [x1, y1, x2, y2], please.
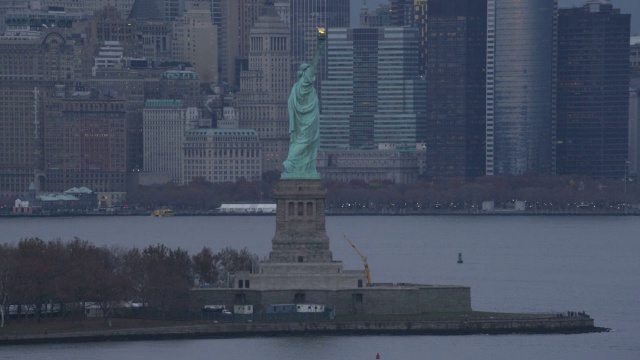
[289, 0, 349, 67]
[320, 27, 426, 150]
[556, 2, 630, 179]
[425, 0, 486, 180]
[486, 0, 557, 176]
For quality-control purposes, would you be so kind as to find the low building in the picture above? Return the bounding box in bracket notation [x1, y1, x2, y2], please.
[317, 144, 426, 184]
[217, 204, 276, 214]
[182, 128, 261, 184]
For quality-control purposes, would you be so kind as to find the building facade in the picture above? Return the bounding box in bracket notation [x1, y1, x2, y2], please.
[320, 27, 426, 151]
[388, 0, 413, 27]
[183, 128, 261, 184]
[171, 2, 218, 83]
[631, 37, 640, 77]
[359, 1, 391, 28]
[425, 0, 486, 180]
[237, 2, 290, 173]
[317, 145, 426, 185]
[485, 0, 557, 176]
[556, 2, 630, 179]
[0, 30, 88, 195]
[42, 92, 128, 193]
[142, 99, 198, 183]
[630, 85, 640, 179]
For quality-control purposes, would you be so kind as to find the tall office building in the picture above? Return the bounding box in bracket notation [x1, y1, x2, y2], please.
[0, 30, 88, 195]
[42, 91, 127, 193]
[237, 2, 290, 173]
[425, 0, 486, 180]
[320, 27, 426, 150]
[238, 0, 265, 59]
[556, 1, 630, 179]
[172, 0, 218, 83]
[389, 0, 413, 27]
[359, 1, 391, 28]
[413, 0, 428, 76]
[630, 86, 640, 179]
[486, 0, 557, 176]
[143, 100, 198, 184]
[631, 39, 640, 76]
[212, 0, 239, 86]
[289, 0, 349, 82]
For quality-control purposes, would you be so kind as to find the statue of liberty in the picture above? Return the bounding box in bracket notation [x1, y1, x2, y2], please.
[281, 28, 326, 179]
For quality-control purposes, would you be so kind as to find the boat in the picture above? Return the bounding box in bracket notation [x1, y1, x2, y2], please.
[152, 208, 175, 217]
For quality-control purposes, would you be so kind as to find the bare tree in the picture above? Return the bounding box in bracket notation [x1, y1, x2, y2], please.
[192, 246, 219, 287]
[142, 244, 194, 318]
[216, 247, 258, 286]
[0, 243, 17, 327]
[92, 246, 130, 327]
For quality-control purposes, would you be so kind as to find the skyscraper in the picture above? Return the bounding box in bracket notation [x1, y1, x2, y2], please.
[0, 30, 88, 195]
[143, 100, 198, 184]
[425, 0, 486, 180]
[238, 0, 265, 59]
[172, 0, 218, 83]
[486, 0, 557, 176]
[556, 1, 630, 179]
[388, 0, 414, 27]
[43, 92, 128, 193]
[237, 2, 291, 173]
[289, 0, 349, 82]
[320, 27, 426, 150]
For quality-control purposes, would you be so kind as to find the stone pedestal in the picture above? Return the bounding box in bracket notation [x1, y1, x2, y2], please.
[269, 179, 333, 263]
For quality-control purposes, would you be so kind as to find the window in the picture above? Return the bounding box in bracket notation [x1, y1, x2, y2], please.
[358, 279, 363, 288]
[238, 280, 244, 288]
[298, 256, 303, 263]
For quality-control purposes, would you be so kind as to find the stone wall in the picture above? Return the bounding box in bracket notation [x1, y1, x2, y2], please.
[190, 285, 471, 315]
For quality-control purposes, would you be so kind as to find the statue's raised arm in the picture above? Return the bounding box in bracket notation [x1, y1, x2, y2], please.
[281, 28, 326, 179]
[308, 28, 326, 79]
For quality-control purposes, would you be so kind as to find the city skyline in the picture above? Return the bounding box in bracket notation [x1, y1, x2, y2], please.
[0, 0, 636, 197]
[355, 0, 640, 32]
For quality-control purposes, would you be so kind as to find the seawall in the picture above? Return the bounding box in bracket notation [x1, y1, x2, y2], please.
[0, 317, 605, 346]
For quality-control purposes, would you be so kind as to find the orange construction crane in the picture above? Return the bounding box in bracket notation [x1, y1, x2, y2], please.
[343, 234, 372, 286]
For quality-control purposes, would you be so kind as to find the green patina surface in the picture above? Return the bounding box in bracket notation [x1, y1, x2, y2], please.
[282, 35, 325, 180]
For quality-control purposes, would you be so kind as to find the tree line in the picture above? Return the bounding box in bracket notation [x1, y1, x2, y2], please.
[2, 172, 638, 213]
[325, 175, 640, 212]
[121, 173, 640, 213]
[0, 238, 257, 327]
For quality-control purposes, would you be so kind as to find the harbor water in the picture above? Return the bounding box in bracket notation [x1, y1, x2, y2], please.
[0, 215, 639, 359]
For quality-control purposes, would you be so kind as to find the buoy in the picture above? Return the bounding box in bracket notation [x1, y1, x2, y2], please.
[457, 252, 463, 264]
[376, 353, 380, 359]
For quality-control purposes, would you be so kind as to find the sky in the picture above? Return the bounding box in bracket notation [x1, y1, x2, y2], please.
[351, 0, 640, 34]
